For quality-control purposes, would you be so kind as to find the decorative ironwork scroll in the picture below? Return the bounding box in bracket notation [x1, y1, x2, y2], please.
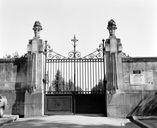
[47, 51, 67, 59]
[68, 50, 81, 59]
[82, 43, 104, 59]
[43, 41, 66, 59]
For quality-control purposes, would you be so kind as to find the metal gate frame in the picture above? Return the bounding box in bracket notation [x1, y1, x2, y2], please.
[43, 36, 107, 116]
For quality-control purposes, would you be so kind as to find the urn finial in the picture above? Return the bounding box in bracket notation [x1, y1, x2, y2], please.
[33, 21, 42, 38]
[107, 19, 117, 36]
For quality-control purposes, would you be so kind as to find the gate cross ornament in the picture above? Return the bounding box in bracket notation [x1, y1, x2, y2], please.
[68, 35, 81, 59]
[71, 35, 78, 45]
[71, 35, 78, 58]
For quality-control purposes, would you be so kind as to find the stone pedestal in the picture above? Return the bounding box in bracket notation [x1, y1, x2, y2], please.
[24, 91, 43, 117]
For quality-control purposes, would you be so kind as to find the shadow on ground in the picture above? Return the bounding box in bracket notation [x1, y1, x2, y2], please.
[5, 119, 126, 128]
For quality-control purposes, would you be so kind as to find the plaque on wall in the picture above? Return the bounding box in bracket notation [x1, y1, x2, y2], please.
[130, 73, 145, 85]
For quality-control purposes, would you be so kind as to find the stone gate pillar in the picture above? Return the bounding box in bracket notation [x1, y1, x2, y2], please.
[105, 19, 126, 117]
[25, 21, 45, 117]
[105, 19, 123, 94]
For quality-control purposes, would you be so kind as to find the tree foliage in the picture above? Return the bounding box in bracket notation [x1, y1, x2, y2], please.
[52, 70, 64, 91]
[50, 70, 82, 92]
[3, 52, 19, 59]
[91, 79, 117, 94]
[91, 80, 105, 94]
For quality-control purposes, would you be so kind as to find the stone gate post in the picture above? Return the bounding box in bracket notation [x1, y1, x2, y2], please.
[25, 21, 45, 117]
[105, 19, 123, 94]
[105, 19, 125, 117]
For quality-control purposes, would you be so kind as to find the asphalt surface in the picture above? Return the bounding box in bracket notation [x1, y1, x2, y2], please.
[1, 115, 130, 128]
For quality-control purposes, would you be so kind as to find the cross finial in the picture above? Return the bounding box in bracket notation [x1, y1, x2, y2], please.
[71, 35, 78, 44]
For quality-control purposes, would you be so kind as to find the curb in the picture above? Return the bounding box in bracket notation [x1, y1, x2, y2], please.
[0, 115, 19, 127]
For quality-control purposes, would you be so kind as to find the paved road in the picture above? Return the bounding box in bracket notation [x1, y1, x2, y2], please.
[2, 115, 130, 128]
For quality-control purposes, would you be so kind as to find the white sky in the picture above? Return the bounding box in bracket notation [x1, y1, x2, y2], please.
[0, 0, 157, 57]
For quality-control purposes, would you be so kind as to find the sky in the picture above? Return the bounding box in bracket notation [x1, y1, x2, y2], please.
[0, 0, 157, 57]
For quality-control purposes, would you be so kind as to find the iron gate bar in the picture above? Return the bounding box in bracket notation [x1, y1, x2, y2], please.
[79, 59, 81, 91]
[90, 59, 92, 89]
[85, 60, 87, 92]
[95, 59, 97, 89]
[76, 59, 78, 91]
[98, 60, 99, 88]
[93, 59, 95, 90]
[50, 59, 52, 88]
[82, 60, 84, 92]
[71, 59, 73, 90]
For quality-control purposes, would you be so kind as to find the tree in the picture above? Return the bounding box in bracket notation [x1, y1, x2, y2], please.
[91, 80, 105, 94]
[52, 70, 64, 92]
[91, 79, 117, 94]
[65, 80, 74, 91]
[50, 70, 82, 92]
[3, 52, 19, 59]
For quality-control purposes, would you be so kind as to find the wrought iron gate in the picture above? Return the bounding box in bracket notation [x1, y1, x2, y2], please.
[44, 36, 107, 115]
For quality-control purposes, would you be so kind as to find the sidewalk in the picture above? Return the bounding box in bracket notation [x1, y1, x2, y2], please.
[0, 115, 19, 127]
[0, 115, 132, 128]
[6, 115, 130, 128]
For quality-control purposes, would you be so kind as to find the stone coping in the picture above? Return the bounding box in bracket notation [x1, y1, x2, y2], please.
[0, 59, 15, 63]
[122, 57, 157, 63]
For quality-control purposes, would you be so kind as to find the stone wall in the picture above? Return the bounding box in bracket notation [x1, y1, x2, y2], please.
[0, 55, 44, 117]
[107, 57, 157, 117]
[122, 57, 157, 91]
[0, 59, 17, 90]
[0, 58, 27, 117]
